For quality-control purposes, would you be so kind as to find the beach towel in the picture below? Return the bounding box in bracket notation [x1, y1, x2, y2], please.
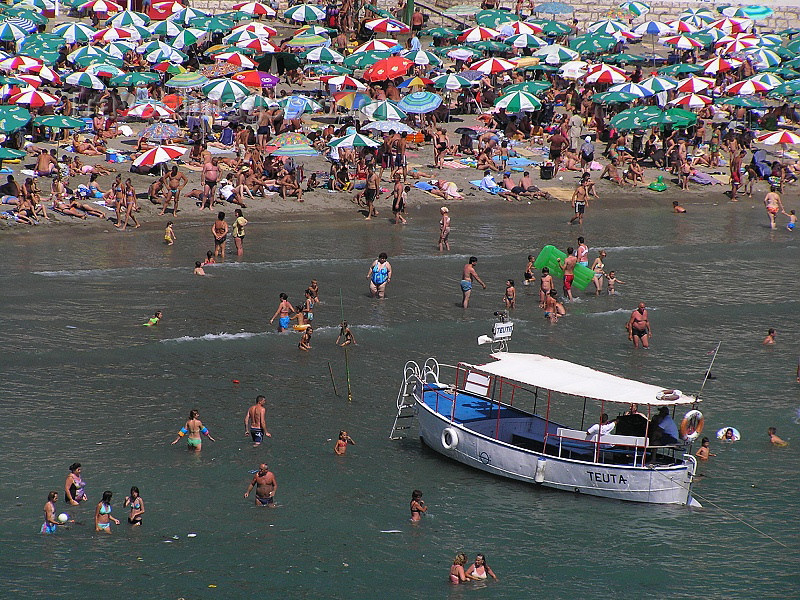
[507, 157, 534, 167]
[470, 180, 502, 194]
[690, 171, 722, 185]
[442, 160, 468, 169]
[414, 182, 435, 191]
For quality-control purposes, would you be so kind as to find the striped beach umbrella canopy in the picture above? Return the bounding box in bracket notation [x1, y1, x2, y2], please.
[746, 47, 782, 69]
[321, 74, 367, 89]
[0, 17, 37, 34]
[232, 1, 276, 16]
[107, 10, 149, 26]
[397, 91, 442, 114]
[470, 57, 517, 74]
[709, 17, 752, 34]
[640, 74, 678, 93]
[725, 79, 769, 95]
[86, 62, 124, 78]
[285, 33, 327, 47]
[756, 130, 800, 145]
[619, 1, 649, 17]
[495, 90, 542, 112]
[505, 33, 548, 48]
[166, 72, 209, 88]
[352, 39, 401, 54]
[675, 76, 714, 93]
[201, 78, 250, 103]
[169, 7, 208, 25]
[190, 15, 235, 33]
[329, 133, 381, 148]
[231, 69, 280, 87]
[171, 27, 207, 49]
[660, 34, 703, 49]
[103, 39, 136, 58]
[366, 18, 410, 34]
[443, 4, 475, 15]
[670, 93, 711, 108]
[457, 26, 500, 42]
[269, 144, 318, 157]
[534, 43, 578, 64]
[150, 0, 183, 14]
[307, 64, 351, 75]
[283, 4, 325, 22]
[278, 95, 322, 116]
[445, 46, 482, 61]
[238, 94, 272, 110]
[138, 122, 181, 140]
[664, 19, 697, 33]
[65, 71, 105, 90]
[588, 19, 629, 34]
[528, 18, 571, 36]
[271, 132, 313, 147]
[303, 46, 344, 63]
[608, 82, 652, 97]
[9, 89, 59, 107]
[507, 21, 542, 35]
[149, 19, 182, 37]
[721, 5, 773, 20]
[79, 0, 123, 12]
[15, 74, 41, 87]
[755, 33, 782, 47]
[212, 51, 256, 68]
[749, 72, 784, 89]
[145, 47, 187, 64]
[0, 22, 27, 42]
[402, 50, 442, 65]
[230, 22, 277, 37]
[294, 24, 336, 35]
[0, 55, 42, 71]
[503, 80, 551, 94]
[422, 26, 461, 38]
[52, 22, 97, 43]
[93, 26, 140, 42]
[584, 63, 627, 84]
[68, 45, 112, 64]
[631, 20, 671, 36]
[593, 91, 638, 104]
[236, 37, 279, 52]
[333, 91, 371, 109]
[132, 145, 187, 167]
[432, 73, 473, 90]
[124, 101, 175, 117]
[680, 8, 715, 26]
[361, 99, 407, 120]
[701, 55, 742, 74]
[223, 29, 260, 44]
[3, 7, 48, 25]
[362, 120, 415, 133]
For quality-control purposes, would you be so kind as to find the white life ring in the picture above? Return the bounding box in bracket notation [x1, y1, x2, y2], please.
[656, 388, 683, 402]
[441, 427, 459, 450]
[679, 409, 704, 441]
[717, 427, 741, 441]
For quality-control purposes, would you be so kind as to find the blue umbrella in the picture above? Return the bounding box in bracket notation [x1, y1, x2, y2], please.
[535, 2, 574, 15]
[397, 91, 442, 114]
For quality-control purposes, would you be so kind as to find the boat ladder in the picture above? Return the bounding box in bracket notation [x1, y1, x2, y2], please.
[389, 361, 422, 440]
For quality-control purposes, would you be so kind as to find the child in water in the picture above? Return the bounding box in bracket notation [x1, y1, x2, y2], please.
[524, 255, 535, 286]
[695, 437, 716, 460]
[787, 210, 796, 231]
[333, 430, 355, 455]
[503, 279, 516, 309]
[164, 221, 176, 245]
[768, 427, 788, 447]
[202, 250, 215, 266]
[194, 261, 206, 276]
[298, 326, 312, 351]
[143, 311, 162, 327]
[336, 321, 356, 346]
[308, 279, 320, 303]
[410, 489, 427, 522]
[607, 271, 625, 295]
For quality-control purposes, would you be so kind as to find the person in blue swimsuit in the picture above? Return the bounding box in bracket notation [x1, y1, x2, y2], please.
[367, 253, 392, 299]
[95, 490, 120, 534]
[41, 491, 63, 534]
[270, 293, 295, 332]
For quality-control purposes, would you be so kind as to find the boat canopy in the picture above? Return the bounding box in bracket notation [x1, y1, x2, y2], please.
[476, 353, 699, 406]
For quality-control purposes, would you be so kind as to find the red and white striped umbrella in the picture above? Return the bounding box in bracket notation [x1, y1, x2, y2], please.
[701, 56, 742, 74]
[0, 55, 43, 71]
[79, 0, 123, 13]
[670, 93, 712, 108]
[352, 39, 400, 53]
[231, 23, 277, 37]
[725, 79, 769, 95]
[716, 33, 757, 46]
[675, 76, 714, 93]
[236, 37, 279, 52]
[470, 57, 516, 74]
[124, 102, 176, 118]
[584, 63, 627, 84]
[132, 145, 187, 167]
[660, 34, 703, 49]
[510, 21, 542, 35]
[93, 26, 135, 43]
[212, 51, 257, 69]
[457, 26, 500, 43]
[232, 1, 276, 16]
[9, 89, 60, 107]
[150, 1, 182, 14]
[17, 74, 41, 88]
[365, 18, 410, 34]
[719, 37, 758, 54]
[665, 19, 697, 33]
[756, 130, 800, 145]
[21, 64, 62, 84]
[321, 74, 367, 90]
[709, 17, 752, 34]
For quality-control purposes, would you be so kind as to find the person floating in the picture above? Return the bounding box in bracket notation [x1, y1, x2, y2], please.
[768, 427, 788, 447]
[143, 311, 162, 327]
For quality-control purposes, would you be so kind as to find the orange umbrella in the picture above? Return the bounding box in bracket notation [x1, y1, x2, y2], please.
[363, 56, 413, 82]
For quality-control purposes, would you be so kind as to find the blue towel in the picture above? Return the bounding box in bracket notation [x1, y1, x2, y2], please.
[414, 182, 435, 191]
[470, 180, 501, 194]
[507, 157, 534, 166]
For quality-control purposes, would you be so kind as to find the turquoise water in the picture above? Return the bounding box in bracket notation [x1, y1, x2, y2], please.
[2, 198, 799, 598]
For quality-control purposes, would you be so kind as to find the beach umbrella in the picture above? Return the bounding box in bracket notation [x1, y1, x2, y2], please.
[0, 55, 42, 71]
[402, 50, 441, 66]
[397, 76, 433, 89]
[765, 67, 800, 82]
[235, 38, 279, 53]
[746, 48, 782, 69]
[169, 7, 208, 25]
[366, 18, 410, 34]
[352, 39, 401, 54]
[528, 19, 571, 36]
[640, 74, 678, 93]
[770, 80, 800, 97]
[149, 19, 183, 37]
[93, 26, 139, 43]
[363, 56, 413, 82]
[470, 57, 516, 74]
[714, 95, 766, 108]
[559, 59, 589, 79]
[476, 9, 519, 29]
[0, 105, 31, 132]
[150, 0, 183, 14]
[592, 91, 639, 104]
[303, 46, 344, 63]
[443, 4, 475, 16]
[756, 130, 800, 145]
[534, 2, 574, 15]
[756, 34, 782, 47]
[664, 19, 697, 34]
[670, 93, 711, 108]
[65, 71, 105, 90]
[132, 145, 187, 167]
[101, 39, 136, 58]
[231, 22, 277, 37]
[505, 33, 548, 48]
[294, 24, 336, 35]
[631, 20, 671, 36]
[446, 46, 483, 62]
[211, 51, 256, 69]
[701, 56, 742, 74]
[328, 133, 380, 148]
[725, 79, 769, 95]
[201, 78, 250, 103]
[283, 4, 325, 22]
[232, 1, 275, 16]
[709, 18, 752, 34]
[190, 15, 235, 33]
[750, 72, 784, 89]
[145, 47, 187, 64]
[278, 95, 322, 117]
[362, 120, 415, 134]
[0, 22, 27, 42]
[124, 102, 175, 118]
[321, 74, 367, 90]
[721, 5, 773, 20]
[171, 27, 206, 49]
[166, 72, 209, 88]
[3, 7, 47, 26]
[79, 0, 123, 12]
[470, 40, 511, 53]
[33, 115, 85, 129]
[333, 91, 372, 110]
[569, 33, 616, 55]
[397, 91, 442, 114]
[603, 52, 647, 65]
[660, 34, 703, 49]
[584, 63, 627, 84]
[675, 76, 714, 93]
[458, 26, 500, 43]
[138, 122, 181, 140]
[534, 43, 578, 64]
[503, 80, 551, 94]
[721, 38, 758, 54]
[269, 132, 313, 147]
[422, 26, 460, 38]
[284, 33, 327, 47]
[361, 99, 406, 120]
[9, 89, 59, 107]
[608, 81, 652, 97]
[22, 63, 60, 84]
[269, 144, 318, 157]
[107, 10, 149, 27]
[16, 74, 41, 88]
[587, 19, 629, 35]
[620, 1, 649, 16]
[231, 69, 279, 88]
[307, 64, 351, 75]
[495, 90, 542, 112]
[680, 8, 714, 25]
[138, 39, 173, 54]
[658, 63, 702, 76]
[505, 21, 541, 35]
[52, 22, 96, 43]
[237, 95, 272, 110]
[151, 61, 185, 74]
[222, 30, 261, 46]
[432, 73, 473, 90]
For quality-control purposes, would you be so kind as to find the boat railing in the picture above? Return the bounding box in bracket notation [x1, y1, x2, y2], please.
[551, 427, 651, 467]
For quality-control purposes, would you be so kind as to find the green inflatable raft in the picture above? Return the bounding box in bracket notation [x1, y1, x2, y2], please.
[533, 245, 595, 291]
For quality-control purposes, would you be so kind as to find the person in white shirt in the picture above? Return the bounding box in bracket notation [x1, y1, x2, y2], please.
[586, 413, 616, 439]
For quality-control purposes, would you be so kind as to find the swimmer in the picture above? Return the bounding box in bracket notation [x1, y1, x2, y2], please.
[244, 463, 277, 507]
[763, 328, 776, 345]
[673, 200, 686, 213]
[334, 430, 355, 455]
[410, 489, 427, 522]
[143, 310, 162, 327]
[503, 279, 515, 309]
[244, 395, 271, 447]
[171, 409, 216, 451]
[695, 437, 716, 461]
[768, 427, 788, 447]
[164, 221, 176, 245]
[298, 326, 312, 351]
[466, 554, 498, 581]
[336, 321, 356, 346]
[722, 427, 737, 441]
[193, 261, 206, 276]
[202, 251, 215, 266]
[94, 490, 120, 534]
[124, 487, 144, 526]
[269, 292, 294, 332]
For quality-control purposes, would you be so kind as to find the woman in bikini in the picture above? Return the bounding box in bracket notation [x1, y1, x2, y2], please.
[51, 175, 86, 219]
[116, 178, 140, 230]
[465, 554, 498, 581]
[94, 490, 120, 534]
[590, 250, 606, 296]
[449, 553, 469, 584]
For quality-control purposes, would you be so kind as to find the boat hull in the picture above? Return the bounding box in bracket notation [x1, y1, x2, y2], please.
[417, 400, 699, 506]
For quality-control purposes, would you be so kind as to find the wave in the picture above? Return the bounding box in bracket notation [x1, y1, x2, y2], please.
[34, 266, 181, 277]
[586, 308, 630, 317]
[160, 324, 387, 344]
[596, 245, 665, 253]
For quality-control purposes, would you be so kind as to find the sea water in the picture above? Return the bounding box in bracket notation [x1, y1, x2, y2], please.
[1, 199, 799, 599]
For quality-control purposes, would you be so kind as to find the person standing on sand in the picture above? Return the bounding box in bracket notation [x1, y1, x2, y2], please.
[461, 256, 486, 309]
[160, 166, 186, 216]
[626, 302, 652, 348]
[244, 395, 271, 447]
[212, 211, 228, 259]
[202, 157, 220, 211]
[364, 167, 379, 220]
[244, 464, 277, 507]
[764, 187, 786, 230]
[569, 174, 597, 225]
[556, 247, 576, 301]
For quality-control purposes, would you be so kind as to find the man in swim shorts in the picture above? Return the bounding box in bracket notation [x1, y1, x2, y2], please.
[626, 302, 652, 349]
[244, 464, 277, 507]
[244, 395, 271, 447]
[556, 247, 577, 301]
[461, 256, 486, 309]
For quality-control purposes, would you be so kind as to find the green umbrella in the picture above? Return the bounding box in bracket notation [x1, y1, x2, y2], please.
[713, 96, 768, 107]
[569, 33, 616, 54]
[685, 32, 714, 47]
[766, 68, 800, 82]
[21, 48, 61, 64]
[308, 64, 352, 75]
[150, 19, 183, 37]
[201, 78, 251, 103]
[528, 19, 572, 36]
[778, 27, 800, 36]
[0, 105, 31, 133]
[603, 53, 647, 65]
[592, 91, 639, 104]
[444, 4, 475, 15]
[0, 75, 25, 85]
[343, 50, 389, 68]
[658, 63, 703, 76]
[769, 80, 800, 97]
[167, 72, 210, 89]
[611, 106, 695, 130]
[421, 27, 460, 38]
[110, 72, 161, 87]
[52, 22, 97, 43]
[33, 115, 85, 129]
[283, 4, 325, 22]
[171, 27, 206, 48]
[0, 147, 26, 159]
[476, 9, 520, 29]
[3, 7, 47, 25]
[302, 46, 344, 63]
[217, 11, 250, 21]
[74, 54, 123, 68]
[470, 40, 510, 52]
[524, 64, 558, 71]
[502, 80, 551, 94]
[495, 90, 542, 112]
[786, 39, 800, 54]
[190, 15, 235, 32]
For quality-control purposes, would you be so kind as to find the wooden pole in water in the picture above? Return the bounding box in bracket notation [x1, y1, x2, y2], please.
[340, 289, 352, 402]
[327, 361, 339, 397]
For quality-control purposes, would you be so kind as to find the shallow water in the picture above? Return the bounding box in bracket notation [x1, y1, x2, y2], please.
[2, 198, 799, 599]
